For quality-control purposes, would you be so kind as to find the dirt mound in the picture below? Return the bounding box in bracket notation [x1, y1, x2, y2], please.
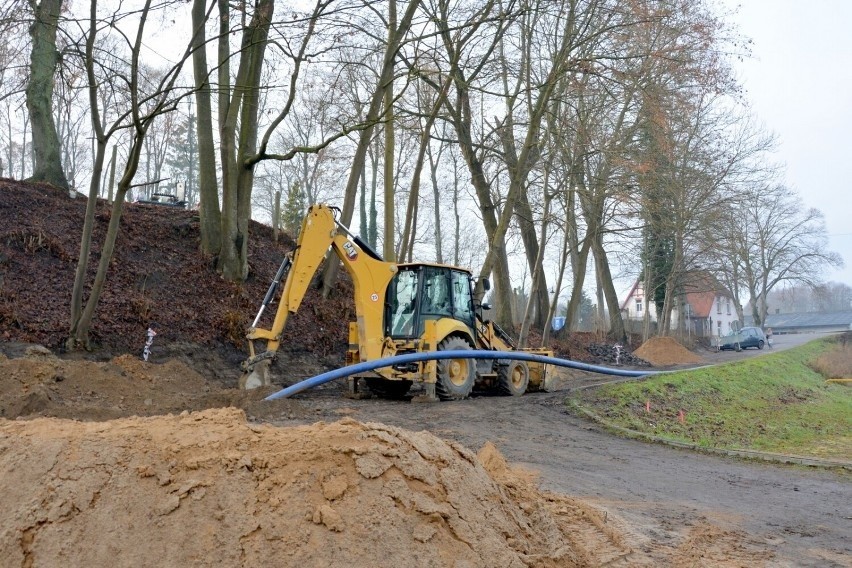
[0, 351, 312, 422]
[634, 337, 704, 367]
[0, 409, 632, 567]
[0, 179, 352, 372]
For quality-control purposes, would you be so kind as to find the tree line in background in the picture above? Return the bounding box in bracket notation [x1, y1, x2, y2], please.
[0, 0, 843, 350]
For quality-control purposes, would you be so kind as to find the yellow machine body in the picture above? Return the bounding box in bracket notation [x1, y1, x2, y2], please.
[240, 204, 551, 399]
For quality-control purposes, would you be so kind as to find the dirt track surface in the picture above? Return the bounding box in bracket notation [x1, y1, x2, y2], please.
[2, 347, 849, 566]
[275, 367, 851, 568]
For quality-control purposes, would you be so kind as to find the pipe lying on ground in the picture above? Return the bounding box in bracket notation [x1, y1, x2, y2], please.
[265, 349, 660, 401]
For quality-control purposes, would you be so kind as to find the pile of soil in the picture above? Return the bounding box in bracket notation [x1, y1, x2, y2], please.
[0, 346, 313, 422]
[0, 408, 635, 567]
[0, 179, 353, 368]
[634, 337, 704, 367]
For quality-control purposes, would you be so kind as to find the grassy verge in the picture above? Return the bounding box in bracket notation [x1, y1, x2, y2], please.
[570, 337, 852, 461]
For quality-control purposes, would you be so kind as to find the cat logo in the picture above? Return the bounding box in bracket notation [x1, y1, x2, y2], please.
[343, 241, 358, 261]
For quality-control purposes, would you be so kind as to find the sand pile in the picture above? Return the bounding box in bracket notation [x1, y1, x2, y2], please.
[0, 408, 635, 567]
[0, 348, 309, 422]
[634, 337, 704, 367]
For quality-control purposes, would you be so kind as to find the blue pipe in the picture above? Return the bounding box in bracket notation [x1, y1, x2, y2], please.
[264, 350, 659, 401]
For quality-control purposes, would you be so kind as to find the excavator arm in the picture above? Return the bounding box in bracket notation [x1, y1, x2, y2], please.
[239, 204, 397, 389]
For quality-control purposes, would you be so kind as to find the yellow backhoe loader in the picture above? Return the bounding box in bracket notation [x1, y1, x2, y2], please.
[240, 204, 551, 400]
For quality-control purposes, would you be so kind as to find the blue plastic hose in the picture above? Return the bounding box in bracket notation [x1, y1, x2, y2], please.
[264, 349, 658, 400]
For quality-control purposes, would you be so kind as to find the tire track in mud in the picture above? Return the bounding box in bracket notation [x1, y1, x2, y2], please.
[279, 369, 851, 567]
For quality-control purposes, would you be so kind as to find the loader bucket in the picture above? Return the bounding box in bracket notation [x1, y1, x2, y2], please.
[524, 348, 553, 392]
[239, 359, 272, 390]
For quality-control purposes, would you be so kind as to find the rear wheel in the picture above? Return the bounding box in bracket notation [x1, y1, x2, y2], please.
[435, 336, 475, 401]
[366, 377, 412, 399]
[497, 361, 529, 396]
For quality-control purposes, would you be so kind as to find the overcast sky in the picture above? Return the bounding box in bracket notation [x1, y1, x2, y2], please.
[722, 0, 852, 287]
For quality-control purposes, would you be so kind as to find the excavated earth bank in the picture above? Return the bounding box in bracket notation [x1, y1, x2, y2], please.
[1, 408, 640, 567]
[0, 349, 787, 567]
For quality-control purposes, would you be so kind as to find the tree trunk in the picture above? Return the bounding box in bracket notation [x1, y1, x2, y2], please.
[67, 137, 107, 349]
[25, 0, 69, 190]
[71, 125, 150, 346]
[107, 145, 117, 202]
[592, 233, 626, 342]
[518, 192, 551, 348]
[541, 219, 569, 345]
[514, 189, 550, 329]
[427, 140, 444, 263]
[457, 132, 513, 326]
[359, 166, 368, 238]
[69, 0, 193, 348]
[382, 0, 397, 262]
[218, 0, 275, 281]
[447, 81, 513, 328]
[272, 190, 281, 241]
[451, 151, 461, 265]
[564, 236, 591, 330]
[68, 0, 110, 349]
[369, 141, 378, 247]
[192, 0, 222, 255]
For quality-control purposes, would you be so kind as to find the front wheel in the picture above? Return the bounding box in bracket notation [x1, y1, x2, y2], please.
[757, 340, 764, 350]
[497, 361, 529, 396]
[435, 336, 475, 401]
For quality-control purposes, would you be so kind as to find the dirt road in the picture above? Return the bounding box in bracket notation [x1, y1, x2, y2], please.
[699, 331, 823, 363]
[276, 337, 851, 567]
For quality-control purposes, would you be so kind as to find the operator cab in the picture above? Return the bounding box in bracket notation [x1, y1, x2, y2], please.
[385, 264, 476, 338]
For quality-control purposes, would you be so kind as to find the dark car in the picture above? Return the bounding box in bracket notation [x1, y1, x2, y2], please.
[135, 193, 188, 209]
[719, 327, 766, 351]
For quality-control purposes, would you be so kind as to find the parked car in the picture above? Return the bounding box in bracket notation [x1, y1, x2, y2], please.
[135, 193, 188, 209]
[719, 327, 766, 351]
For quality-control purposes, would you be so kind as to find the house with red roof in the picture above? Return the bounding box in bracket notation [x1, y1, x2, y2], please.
[620, 271, 740, 337]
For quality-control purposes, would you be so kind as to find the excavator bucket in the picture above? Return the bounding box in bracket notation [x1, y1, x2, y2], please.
[239, 359, 272, 390]
[525, 349, 554, 392]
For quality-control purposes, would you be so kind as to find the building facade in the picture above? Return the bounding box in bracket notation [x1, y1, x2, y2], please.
[621, 274, 740, 338]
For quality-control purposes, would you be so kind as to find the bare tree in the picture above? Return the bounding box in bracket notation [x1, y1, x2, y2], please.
[317, 0, 424, 295]
[66, 0, 200, 349]
[730, 186, 843, 327]
[434, 0, 517, 327]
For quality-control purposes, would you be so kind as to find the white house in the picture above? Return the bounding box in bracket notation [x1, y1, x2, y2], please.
[621, 272, 740, 337]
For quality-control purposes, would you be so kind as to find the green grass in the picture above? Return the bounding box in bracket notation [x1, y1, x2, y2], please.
[570, 338, 852, 460]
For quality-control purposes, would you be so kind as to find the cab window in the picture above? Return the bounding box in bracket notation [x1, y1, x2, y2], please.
[388, 270, 418, 336]
[451, 270, 474, 325]
[421, 268, 452, 317]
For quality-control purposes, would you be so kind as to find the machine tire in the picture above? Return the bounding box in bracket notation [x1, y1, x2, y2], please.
[757, 340, 764, 350]
[366, 377, 412, 399]
[435, 336, 475, 401]
[497, 361, 529, 396]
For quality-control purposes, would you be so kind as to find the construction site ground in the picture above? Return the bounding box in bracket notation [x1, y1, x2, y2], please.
[1, 180, 849, 566]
